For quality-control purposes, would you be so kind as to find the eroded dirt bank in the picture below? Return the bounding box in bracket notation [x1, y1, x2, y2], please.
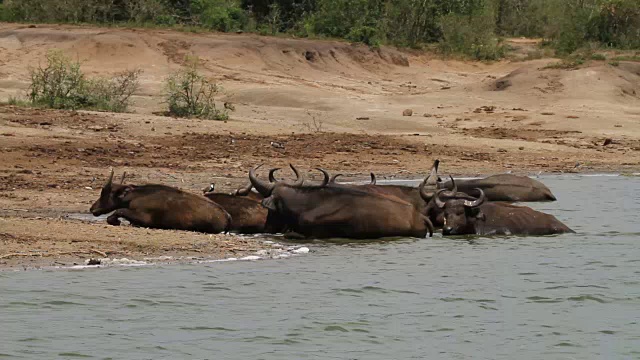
[1, 24, 639, 269]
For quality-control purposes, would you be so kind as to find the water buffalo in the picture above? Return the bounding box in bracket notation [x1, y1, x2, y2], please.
[441, 174, 557, 202]
[250, 165, 434, 239]
[90, 170, 231, 233]
[419, 175, 477, 229]
[434, 188, 574, 236]
[204, 182, 264, 202]
[325, 160, 444, 226]
[203, 192, 269, 234]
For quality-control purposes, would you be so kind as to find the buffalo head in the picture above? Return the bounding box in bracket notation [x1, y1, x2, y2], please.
[435, 188, 486, 235]
[89, 169, 134, 216]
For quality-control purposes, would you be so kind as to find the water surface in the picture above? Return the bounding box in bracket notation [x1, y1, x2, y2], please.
[1, 175, 639, 359]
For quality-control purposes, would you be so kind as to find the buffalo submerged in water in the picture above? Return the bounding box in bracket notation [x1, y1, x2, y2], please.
[434, 187, 574, 236]
[89, 160, 572, 239]
[249, 164, 434, 239]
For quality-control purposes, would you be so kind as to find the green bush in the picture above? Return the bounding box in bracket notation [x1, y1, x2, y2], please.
[439, 10, 505, 61]
[27, 50, 141, 112]
[347, 25, 380, 47]
[165, 57, 228, 120]
[192, 0, 247, 32]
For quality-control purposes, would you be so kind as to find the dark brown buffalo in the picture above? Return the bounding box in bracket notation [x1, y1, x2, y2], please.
[250, 165, 433, 239]
[203, 192, 269, 234]
[203, 182, 264, 202]
[326, 160, 444, 226]
[441, 174, 557, 202]
[90, 170, 231, 233]
[434, 188, 574, 236]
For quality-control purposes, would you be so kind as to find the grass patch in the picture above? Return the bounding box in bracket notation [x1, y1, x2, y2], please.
[543, 58, 585, 70]
[610, 55, 640, 62]
[164, 56, 229, 121]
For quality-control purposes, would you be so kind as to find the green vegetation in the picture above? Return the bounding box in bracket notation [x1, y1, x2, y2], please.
[22, 50, 141, 112]
[543, 59, 585, 70]
[610, 54, 640, 62]
[1, 0, 639, 59]
[164, 57, 228, 120]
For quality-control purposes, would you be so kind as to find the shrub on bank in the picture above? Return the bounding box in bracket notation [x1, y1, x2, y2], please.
[164, 57, 228, 121]
[26, 50, 141, 112]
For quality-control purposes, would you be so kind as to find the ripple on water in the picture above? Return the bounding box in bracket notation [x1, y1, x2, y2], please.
[57, 352, 94, 358]
[42, 300, 85, 306]
[567, 295, 608, 303]
[179, 326, 236, 331]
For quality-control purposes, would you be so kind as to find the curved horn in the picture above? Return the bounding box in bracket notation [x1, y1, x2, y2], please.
[463, 188, 485, 208]
[268, 168, 281, 183]
[106, 168, 114, 187]
[249, 164, 274, 196]
[425, 159, 440, 186]
[120, 171, 127, 184]
[288, 164, 305, 187]
[316, 168, 329, 187]
[233, 182, 252, 196]
[435, 189, 448, 209]
[370, 172, 376, 185]
[419, 177, 435, 202]
[449, 175, 457, 193]
[330, 173, 343, 184]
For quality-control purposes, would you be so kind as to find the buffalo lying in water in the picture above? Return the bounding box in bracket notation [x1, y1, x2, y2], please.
[434, 188, 574, 236]
[441, 174, 557, 202]
[203, 192, 269, 234]
[325, 160, 444, 227]
[250, 165, 434, 239]
[90, 170, 231, 233]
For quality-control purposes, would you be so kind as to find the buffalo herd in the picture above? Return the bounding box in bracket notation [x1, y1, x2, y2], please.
[90, 160, 574, 239]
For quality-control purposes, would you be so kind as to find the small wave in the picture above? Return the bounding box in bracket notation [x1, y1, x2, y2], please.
[42, 300, 85, 306]
[179, 326, 236, 331]
[324, 325, 349, 332]
[567, 295, 608, 303]
[554, 342, 580, 347]
[17, 337, 43, 342]
[57, 353, 93, 358]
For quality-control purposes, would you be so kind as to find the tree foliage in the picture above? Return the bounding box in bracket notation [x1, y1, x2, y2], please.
[2, 0, 639, 57]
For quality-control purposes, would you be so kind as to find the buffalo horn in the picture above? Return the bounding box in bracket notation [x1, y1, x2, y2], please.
[268, 168, 281, 183]
[419, 176, 435, 201]
[288, 164, 305, 187]
[106, 168, 114, 187]
[316, 168, 330, 187]
[249, 164, 275, 196]
[425, 159, 439, 186]
[233, 182, 252, 196]
[434, 189, 448, 209]
[370, 172, 377, 185]
[463, 188, 485, 208]
[120, 171, 127, 184]
[329, 173, 343, 183]
[449, 175, 457, 193]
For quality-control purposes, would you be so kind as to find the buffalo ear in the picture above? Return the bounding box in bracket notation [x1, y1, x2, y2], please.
[117, 185, 135, 200]
[261, 196, 277, 211]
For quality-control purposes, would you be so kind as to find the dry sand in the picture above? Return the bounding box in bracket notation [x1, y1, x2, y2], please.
[1, 24, 639, 269]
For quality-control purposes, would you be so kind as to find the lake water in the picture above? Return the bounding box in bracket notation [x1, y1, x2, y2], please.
[1, 175, 639, 359]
